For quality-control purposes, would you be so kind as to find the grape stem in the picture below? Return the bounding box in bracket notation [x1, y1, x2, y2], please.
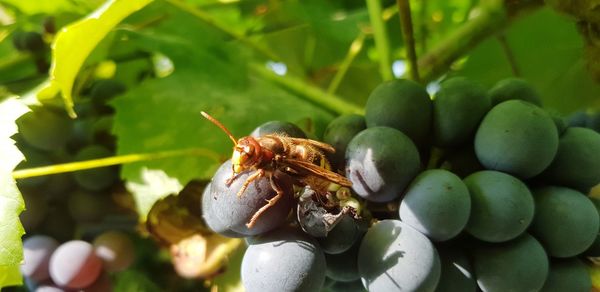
[397, 0, 420, 83]
[12, 148, 222, 179]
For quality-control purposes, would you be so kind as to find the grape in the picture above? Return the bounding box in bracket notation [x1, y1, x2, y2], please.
[345, 127, 421, 202]
[67, 190, 109, 223]
[540, 127, 600, 193]
[318, 214, 362, 254]
[549, 113, 567, 135]
[209, 160, 294, 236]
[20, 191, 48, 232]
[89, 79, 126, 103]
[49, 240, 103, 289]
[322, 114, 366, 169]
[432, 77, 491, 147]
[474, 100, 558, 178]
[34, 284, 67, 292]
[250, 120, 306, 138]
[40, 205, 76, 242]
[16, 147, 52, 189]
[434, 246, 476, 292]
[530, 186, 599, 257]
[242, 227, 326, 292]
[365, 79, 432, 145]
[12, 31, 45, 52]
[587, 111, 600, 132]
[17, 106, 73, 152]
[201, 182, 244, 237]
[442, 145, 484, 178]
[21, 235, 59, 282]
[400, 169, 471, 242]
[488, 78, 542, 106]
[73, 145, 118, 191]
[566, 110, 588, 127]
[540, 258, 591, 292]
[325, 237, 361, 282]
[463, 170, 534, 242]
[358, 220, 440, 292]
[93, 231, 135, 272]
[472, 233, 549, 292]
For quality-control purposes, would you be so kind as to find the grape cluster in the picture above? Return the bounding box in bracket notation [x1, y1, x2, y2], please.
[203, 77, 600, 291]
[20, 231, 134, 291]
[13, 72, 138, 290]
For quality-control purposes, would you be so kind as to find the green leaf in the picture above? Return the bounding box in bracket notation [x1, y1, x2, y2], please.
[43, 0, 153, 118]
[456, 8, 600, 113]
[126, 168, 183, 221]
[110, 3, 334, 220]
[0, 98, 29, 289]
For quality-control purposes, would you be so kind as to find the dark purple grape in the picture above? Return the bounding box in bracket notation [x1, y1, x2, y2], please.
[49, 240, 103, 289]
[21, 235, 59, 282]
[250, 121, 306, 138]
[242, 227, 326, 292]
[358, 220, 440, 292]
[209, 160, 294, 236]
[201, 182, 244, 237]
[92, 231, 135, 272]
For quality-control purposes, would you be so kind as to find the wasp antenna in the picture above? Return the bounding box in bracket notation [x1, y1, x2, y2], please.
[201, 111, 238, 145]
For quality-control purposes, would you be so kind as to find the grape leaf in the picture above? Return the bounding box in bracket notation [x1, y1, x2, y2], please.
[111, 3, 334, 220]
[0, 98, 29, 288]
[457, 8, 600, 113]
[126, 168, 183, 221]
[113, 270, 161, 292]
[42, 0, 153, 118]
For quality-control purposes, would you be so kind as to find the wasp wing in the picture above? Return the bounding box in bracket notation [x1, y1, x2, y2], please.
[281, 158, 352, 187]
[263, 134, 336, 153]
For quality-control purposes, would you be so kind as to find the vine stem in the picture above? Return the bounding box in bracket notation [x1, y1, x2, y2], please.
[12, 148, 221, 179]
[497, 33, 521, 76]
[417, 1, 541, 83]
[397, 0, 420, 83]
[366, 0, 393, 81]
[250, 63, 364, 115]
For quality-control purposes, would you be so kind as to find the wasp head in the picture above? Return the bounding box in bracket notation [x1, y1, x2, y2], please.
[232, 136, 262, 173]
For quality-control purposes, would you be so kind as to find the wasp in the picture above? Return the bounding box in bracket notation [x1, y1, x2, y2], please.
[201, 112, 352, 228]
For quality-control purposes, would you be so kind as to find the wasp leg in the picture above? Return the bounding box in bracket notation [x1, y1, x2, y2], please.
[246, 173, 285, 228]
[237, 169, 265, 198]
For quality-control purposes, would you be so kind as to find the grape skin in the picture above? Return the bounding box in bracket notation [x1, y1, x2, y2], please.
[209, 160, 294, 236]
[358, 220, 440, 292]
[241, 227, 326, 292]
[49, 240, 103, 289]
[21, 235, 59, 282]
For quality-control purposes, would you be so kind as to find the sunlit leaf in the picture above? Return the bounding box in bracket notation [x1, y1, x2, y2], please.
[0, 98, 29, 288]
[126, 168, 183, 221]
[44, 0, 153, 118]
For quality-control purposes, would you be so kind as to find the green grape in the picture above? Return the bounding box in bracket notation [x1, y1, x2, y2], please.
[432, 77, 491, 147]
[488, 78, 542, 106]
[365, 79, 432, 145]
[474, 100, 558, 178]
